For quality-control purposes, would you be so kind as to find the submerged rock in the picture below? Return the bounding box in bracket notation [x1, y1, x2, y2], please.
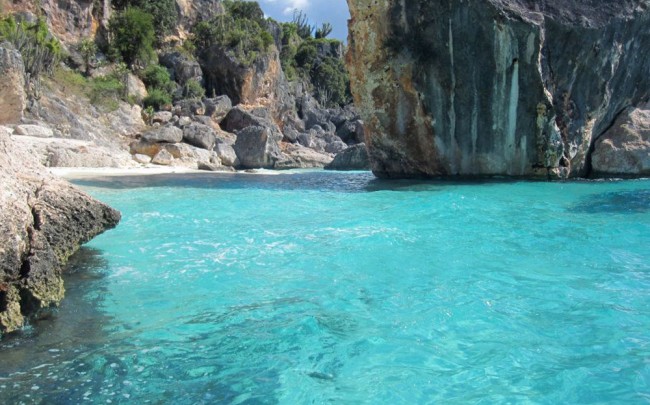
[347, 0, 650, 178]
[0, 126, 120, 336]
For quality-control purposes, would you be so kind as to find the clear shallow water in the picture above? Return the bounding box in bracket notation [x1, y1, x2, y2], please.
[1, 171, 650, 404]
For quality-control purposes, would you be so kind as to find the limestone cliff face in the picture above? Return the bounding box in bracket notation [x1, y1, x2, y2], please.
[0, 127, 120, 335]
[347, 0, 650, 178]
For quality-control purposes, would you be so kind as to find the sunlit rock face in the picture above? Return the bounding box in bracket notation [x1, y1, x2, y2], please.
[347, 0, 650, 178]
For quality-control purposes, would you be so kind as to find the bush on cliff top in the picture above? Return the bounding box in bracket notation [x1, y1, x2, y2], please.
[192, 0, 274, 65]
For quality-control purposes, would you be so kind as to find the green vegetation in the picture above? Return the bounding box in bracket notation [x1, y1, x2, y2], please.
[143, 88, 172, 110]
[0, 16, 63, 82]
[192, 0, 273, 65]
[51, 65, 128, 112]
[108, 7, 156, 67]
[182, 79, 205, 100]
[112, 0, 178, 40]
[77, 38, 97, 76]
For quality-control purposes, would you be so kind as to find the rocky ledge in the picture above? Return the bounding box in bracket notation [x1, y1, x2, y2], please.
[347, 0, 650, 179]
[0, 126, 120, 336]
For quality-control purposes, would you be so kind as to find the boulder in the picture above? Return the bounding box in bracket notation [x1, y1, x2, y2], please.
[214, 141, 239, 167]
[174, 99, 205, 117]
[325, 143, 371, 171]
[591, 103, 650, 176]
[325, 140, 348, 155]
[45, 143, 136, 168]
[152, 149, 174, 166]
[183, 123, 217, 150]
[133, 153, 152, 164]
[14, 124, 54, 138]
[141, 126, 183, 143]
[130, 140, 163, 157]
[0, 127, 120, 336]
[278, 143, 334, 169]
[203, 95, 232, 122]
[347, 0, 650, 179]
[0, 44, 26, 124]
[126, 73, 147, 101]
[164, 143, 220, 169]
[221, 106, 269, 133]
[177, 116, 193, 127]
[152, 111, 173, 124]
[233, 126, 283, 169]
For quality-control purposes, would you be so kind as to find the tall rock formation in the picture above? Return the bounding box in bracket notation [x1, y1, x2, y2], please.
[0, 127, 121, 336]
[347, 0, 650, 178]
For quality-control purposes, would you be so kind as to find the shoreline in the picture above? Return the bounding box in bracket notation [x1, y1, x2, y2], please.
[48, 166, 327, 180]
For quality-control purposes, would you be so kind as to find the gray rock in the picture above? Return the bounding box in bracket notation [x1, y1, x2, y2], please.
[347, 0, 650, 178]
[14, 125, 54, 138]
[174, 99, 205, 116]
[203, 95, 232, 122]
[152, 111, 173, 124]
[163, 143, 220, 169]
[233, 126, 282, 169]
[133, 153, 151, 164]
[325, 140, 348, 154]
[214, 141, 239, 167]
[141, 126, 183, 143]
[592, 102, 650, 176]
[325, 143, 371, 171]
[177, 116, 192, 127]
[159, 52, 203, 86]
[198, 161, 223, 171]
[277, 143, 334, 169]
[221, 106, 268, 133]
[152, 149, 174, 165]
[183, 123, 217, 150]
[0, 43, 26, 125]
[0, 127, 120, 335]
[336, 119, 366, 145]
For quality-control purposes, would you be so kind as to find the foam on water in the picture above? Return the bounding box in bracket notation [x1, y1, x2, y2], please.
[1, 172, 649, 404]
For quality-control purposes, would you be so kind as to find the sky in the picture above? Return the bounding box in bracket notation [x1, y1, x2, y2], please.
[255, 0, 351, 41]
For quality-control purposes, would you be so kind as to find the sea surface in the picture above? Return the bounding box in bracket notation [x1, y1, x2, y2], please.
[1, 171, 649, 404]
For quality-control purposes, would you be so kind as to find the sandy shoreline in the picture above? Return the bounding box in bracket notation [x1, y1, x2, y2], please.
[48, 166, 321, 179]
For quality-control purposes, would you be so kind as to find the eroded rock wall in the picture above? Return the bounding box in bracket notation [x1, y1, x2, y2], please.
[347, 0, 650, 178]
[0, 127, 120, 335]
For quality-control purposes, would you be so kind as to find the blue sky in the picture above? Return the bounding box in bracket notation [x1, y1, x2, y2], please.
[255, 0, 350, 41]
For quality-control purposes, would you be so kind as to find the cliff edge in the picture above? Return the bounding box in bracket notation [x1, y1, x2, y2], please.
[347, 0, 650, 178]
[0, 126, 120, 336]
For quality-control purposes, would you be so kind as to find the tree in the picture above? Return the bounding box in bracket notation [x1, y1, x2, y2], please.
[315, 23, 332, 39]
[292, 10, 313, 40]
[78, 38, 97, 76]
[108, 7, 156, 68]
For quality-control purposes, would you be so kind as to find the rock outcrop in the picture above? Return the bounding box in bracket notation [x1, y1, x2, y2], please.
[347, 0, 650, 179]
[325, 143, 371, 171]
[0, 126, 120, 336]
[592, 101, 650, 177]
[0, 43, 26, 125]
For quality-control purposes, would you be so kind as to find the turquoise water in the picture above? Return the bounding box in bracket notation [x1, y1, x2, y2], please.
[1, 171, 650, 404]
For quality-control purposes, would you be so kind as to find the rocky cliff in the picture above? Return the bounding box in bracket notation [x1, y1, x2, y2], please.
[0, 126, 120, 336]
[347, 0, 650, 178]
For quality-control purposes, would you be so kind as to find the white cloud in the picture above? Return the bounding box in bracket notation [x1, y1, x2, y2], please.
[260, 0, 311, 15]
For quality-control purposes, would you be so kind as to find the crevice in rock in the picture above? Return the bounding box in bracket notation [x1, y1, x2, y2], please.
[0, 286, 8, 312]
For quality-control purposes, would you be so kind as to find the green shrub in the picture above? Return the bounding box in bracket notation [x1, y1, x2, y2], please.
[141, 64, 172, 90]
[143, 88, 172, 110]
[311, 57, 350, 107]
[181, 79, 205, 99]
[108, 7, 156, 67]
[112, 0, 178, 40]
